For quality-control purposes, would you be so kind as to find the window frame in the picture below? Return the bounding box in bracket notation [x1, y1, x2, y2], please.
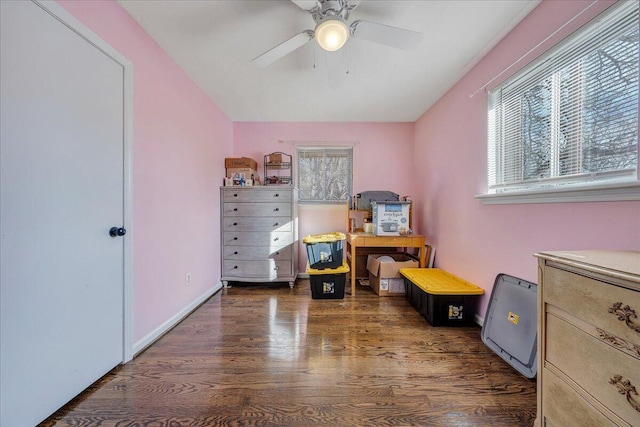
[296, 146, 353, 204]
[478, 0, 640, 204]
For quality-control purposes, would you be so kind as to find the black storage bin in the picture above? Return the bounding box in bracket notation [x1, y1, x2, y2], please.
[303, 232, 345, 270]
[309, 272, 347, 299]
[420, 293, 479, 326]
[400, 268, 484, 327]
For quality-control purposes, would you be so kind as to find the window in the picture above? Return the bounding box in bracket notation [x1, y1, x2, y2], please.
[297, 147, 352, 203]
[485, 1, 638, 200]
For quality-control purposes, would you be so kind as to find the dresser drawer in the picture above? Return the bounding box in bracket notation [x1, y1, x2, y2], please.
[222, 216, 293, 232]
[223, 231, 293, 249]
[223, 245, 292, 261]
[542, 367, 616, 427]
[545, 313, 640, 425]
[223, 202, 292, 218]
[545, 266, 640, 349]
[222, 189, 292, 202]
[223, 260, 292, 278]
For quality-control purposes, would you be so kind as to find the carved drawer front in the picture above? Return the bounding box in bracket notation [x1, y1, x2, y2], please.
[223, 260, 292, 278]
[222, 189, 292, 203]
[542, 367, 615, 427]
[545, 266, 640, 348]
[546, 313, 640, 425]
[223, 245, 292, 261]
[223, 231, 293, 249]
[223, 202, 292, 218]
[222, 216, 293, 232]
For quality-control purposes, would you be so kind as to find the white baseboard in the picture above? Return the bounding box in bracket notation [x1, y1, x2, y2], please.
[132, 282, 223, 356]
[298, 272, 310, 279]
[475, 314, 485, 327]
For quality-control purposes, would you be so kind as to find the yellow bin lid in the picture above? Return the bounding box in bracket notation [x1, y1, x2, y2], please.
[399, 268, 484, 295]
[306, 262, 350, 275]
[303, 232, 346, 244]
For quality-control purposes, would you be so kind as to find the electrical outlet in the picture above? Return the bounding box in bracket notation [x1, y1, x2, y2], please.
[185, 273, 192, 287]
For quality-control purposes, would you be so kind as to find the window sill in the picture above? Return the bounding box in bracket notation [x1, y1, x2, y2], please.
[475, 181, 640, 205]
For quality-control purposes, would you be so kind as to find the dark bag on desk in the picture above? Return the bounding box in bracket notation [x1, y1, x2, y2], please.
[356, 191, 399, 210]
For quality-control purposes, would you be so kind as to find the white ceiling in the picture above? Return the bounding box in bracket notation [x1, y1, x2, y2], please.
[118, 0, 541, 122]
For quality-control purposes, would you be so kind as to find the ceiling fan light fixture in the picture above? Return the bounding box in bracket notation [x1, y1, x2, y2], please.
[315, 17, 350, 52]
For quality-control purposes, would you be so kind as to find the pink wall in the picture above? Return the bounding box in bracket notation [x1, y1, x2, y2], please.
[414, 0, 640, 319]
[58, 1, 233, 343]
[233, 122, 416, 272]
[56, 0, 639, 336]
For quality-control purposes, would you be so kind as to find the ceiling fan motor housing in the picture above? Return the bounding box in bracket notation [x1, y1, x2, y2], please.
[311, 0, 355, 24]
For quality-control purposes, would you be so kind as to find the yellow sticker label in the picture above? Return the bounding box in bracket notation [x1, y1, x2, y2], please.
[508, 311, 519, 325]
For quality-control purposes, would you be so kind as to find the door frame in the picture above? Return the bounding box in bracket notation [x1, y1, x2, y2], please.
[36, 0, 134, 362]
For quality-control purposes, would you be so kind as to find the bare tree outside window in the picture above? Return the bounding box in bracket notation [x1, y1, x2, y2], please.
[297, 148, 353, 203]
[488, 1, 638, 194]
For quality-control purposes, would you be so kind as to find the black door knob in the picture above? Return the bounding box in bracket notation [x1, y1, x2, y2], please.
[109, 227, 126, 237]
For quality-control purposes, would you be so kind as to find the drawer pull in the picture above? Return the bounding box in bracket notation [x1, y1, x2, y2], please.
[597, 328, 640, 357]
[233, 193, 238, 197]
[233, 208, 238, 211]
[274, 237, 279, 241]
[273, 223, 279, 227]
[274, 266, 279, 270]
[233, 222, 238, 226]
[274, 208, 279, 212]
[233, 265, 238, 269]
[609, 375, 640, 413]
[273, 193, 279, 197]
[609, 302, 640, 334]
[233, 237, 238, 241]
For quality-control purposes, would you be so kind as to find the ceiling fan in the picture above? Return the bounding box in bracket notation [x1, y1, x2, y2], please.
[251, 0, 423, 68]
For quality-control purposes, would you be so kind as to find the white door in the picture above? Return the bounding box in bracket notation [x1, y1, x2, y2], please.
[1, 1, 127, 425]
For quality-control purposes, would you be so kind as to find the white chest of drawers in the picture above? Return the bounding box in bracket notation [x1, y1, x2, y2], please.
[220, 186, 298, 288]
[535, 250, 640, 427]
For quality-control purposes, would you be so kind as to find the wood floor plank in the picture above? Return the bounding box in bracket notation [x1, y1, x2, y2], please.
[41, 281, 536, 426]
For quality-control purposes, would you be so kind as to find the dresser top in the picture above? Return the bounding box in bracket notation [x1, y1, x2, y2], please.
[535, 250, 640, 283]
[221, 186, 296, 190]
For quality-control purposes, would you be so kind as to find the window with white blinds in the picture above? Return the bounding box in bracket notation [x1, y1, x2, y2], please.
[296, 147, 353, 203]
[487, 0, 638, 195]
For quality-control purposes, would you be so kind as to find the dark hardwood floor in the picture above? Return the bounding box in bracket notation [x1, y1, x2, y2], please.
[41, 280, 536, 426]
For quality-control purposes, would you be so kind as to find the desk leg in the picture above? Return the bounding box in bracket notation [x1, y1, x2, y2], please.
[350, 242, 357, 296]
[419, 245, 426, 268]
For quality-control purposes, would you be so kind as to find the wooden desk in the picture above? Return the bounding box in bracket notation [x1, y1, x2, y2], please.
[346, 232, 426, 296]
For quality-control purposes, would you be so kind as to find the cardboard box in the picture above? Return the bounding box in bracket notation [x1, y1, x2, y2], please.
[366, 253, 418, 296]
[225, 157, 258, 170]
[268, 153, 283, 163]
[371, 201, 410, 236]
[352, 247, 400, 279]
[226, 168, 259, 180]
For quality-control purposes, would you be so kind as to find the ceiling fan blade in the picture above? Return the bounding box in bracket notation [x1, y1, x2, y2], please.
[350, 20, 422, 50]
[290, 0, 319, 12]
[251, 30, 314, 68]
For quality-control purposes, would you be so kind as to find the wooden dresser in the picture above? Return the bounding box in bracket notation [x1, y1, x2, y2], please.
[220, 186, 298, 288]
[535, 250, 640, 427]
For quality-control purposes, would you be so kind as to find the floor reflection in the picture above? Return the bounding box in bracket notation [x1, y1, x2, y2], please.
[268, 295, 308, 361]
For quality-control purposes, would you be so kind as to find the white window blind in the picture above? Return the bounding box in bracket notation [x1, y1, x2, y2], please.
[487, 0, 639, 194]
[297, 147, 353, 203]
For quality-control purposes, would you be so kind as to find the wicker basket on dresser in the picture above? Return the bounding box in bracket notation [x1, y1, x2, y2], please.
[220, 186, 298, 288]
[535, 250, 640, 427]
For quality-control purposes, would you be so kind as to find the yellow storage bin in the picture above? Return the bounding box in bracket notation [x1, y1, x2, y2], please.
[399, 268, 484, 295]
[399, 268, 484, 326]
[303, 232, 346, 270]
[306, 262, 349, 299]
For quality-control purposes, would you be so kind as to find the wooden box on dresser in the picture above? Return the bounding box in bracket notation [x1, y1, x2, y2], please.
[535, 250, 640, 427]
[220, 186, 298, 288]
